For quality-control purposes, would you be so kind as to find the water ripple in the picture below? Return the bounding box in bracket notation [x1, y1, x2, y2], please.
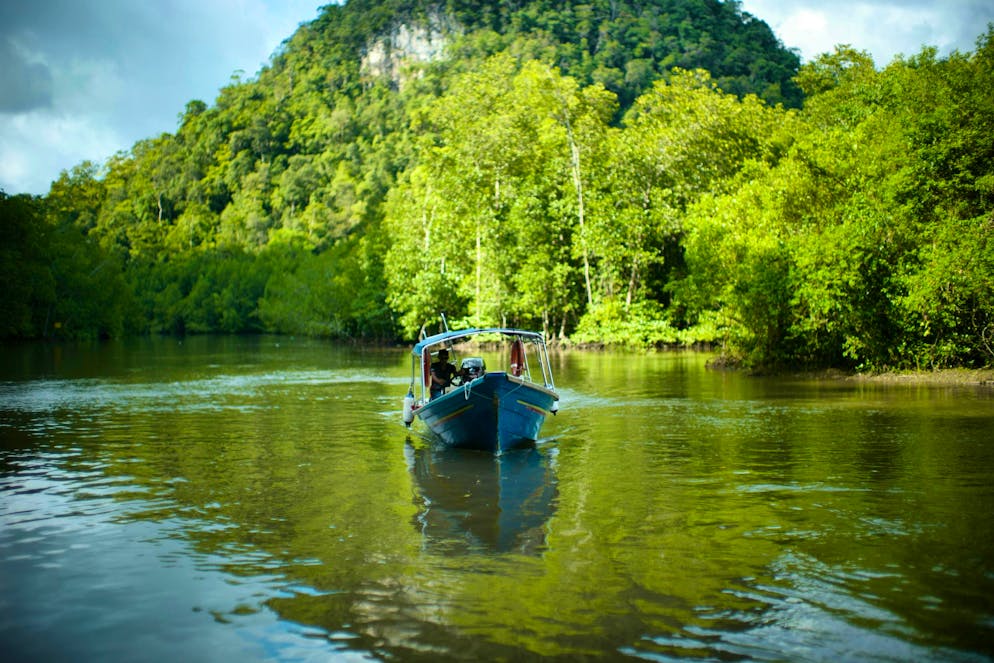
[0, 369, 410, 416]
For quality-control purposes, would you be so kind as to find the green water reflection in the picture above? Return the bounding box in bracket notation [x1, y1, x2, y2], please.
[1, 337, 992, 661]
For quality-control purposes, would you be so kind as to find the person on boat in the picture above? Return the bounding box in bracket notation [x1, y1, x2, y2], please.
[430, 349, 458, 399]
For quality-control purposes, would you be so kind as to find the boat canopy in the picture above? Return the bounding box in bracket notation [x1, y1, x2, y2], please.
[411, 328, 546, 356]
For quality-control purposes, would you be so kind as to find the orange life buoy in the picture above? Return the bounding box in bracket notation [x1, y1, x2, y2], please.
[509, 339, 525, 377]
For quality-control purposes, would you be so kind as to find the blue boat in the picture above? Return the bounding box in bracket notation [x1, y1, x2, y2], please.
[402, 328, 559, 453]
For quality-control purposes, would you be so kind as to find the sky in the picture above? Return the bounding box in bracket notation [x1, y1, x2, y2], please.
[2, 0, 992, 196]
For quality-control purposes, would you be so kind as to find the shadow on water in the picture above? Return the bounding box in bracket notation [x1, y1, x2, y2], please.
[405, 442, 558, 555]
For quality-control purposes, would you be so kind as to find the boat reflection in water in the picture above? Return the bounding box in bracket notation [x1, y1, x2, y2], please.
[406, 442, 558, 555]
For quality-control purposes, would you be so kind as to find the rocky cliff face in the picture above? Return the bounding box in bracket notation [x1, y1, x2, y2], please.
[361, 10, 457, 88]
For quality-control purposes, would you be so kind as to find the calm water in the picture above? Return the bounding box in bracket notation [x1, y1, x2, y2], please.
[1, 336, 992, 662]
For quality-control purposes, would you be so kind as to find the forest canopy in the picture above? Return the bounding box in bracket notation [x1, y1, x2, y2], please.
[2, 0, 992, 370]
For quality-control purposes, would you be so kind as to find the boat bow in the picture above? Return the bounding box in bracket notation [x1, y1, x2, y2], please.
[404, 328, 559, 453]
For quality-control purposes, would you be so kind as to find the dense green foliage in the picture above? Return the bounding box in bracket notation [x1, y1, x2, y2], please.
[673, 43, 994, 369]
[2, 0, 991, 369]
[1, 188, 132, 339]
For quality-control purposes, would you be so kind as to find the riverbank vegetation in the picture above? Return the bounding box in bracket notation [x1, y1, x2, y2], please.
[2, 0, 992, 371]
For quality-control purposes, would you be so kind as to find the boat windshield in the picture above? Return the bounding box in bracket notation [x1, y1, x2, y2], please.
[409, 329, 555, 403]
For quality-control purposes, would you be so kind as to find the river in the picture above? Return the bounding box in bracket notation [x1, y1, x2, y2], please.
[1, 335, 992, 661]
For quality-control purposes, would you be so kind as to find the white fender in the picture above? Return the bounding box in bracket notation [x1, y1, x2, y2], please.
[403, 389, 415, 427]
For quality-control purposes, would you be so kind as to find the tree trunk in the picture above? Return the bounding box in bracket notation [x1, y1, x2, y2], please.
[626, 258, 638, 310]
[567, 132, 594, 308]
[551, 77, 594, 309]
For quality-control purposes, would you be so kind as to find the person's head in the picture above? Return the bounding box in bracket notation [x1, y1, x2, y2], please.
[438, 349, 449, 361]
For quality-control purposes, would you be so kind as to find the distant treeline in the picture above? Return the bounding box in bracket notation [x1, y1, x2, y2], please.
[1, 0, 992, 370]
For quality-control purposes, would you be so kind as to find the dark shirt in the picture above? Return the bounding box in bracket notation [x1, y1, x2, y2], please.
[430, 360, 457, 397]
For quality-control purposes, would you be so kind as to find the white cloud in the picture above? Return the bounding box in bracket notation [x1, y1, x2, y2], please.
[0, 0, 322, 195]
[778, 8, 831, 57]
[0, 111, 122, 189]
[739, 0, 994, 64]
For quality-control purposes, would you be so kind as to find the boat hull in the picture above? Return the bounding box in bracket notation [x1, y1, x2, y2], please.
[415, 372, 557, 453]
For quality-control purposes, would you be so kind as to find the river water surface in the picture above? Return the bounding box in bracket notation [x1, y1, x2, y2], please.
[1, 336, 992, 661]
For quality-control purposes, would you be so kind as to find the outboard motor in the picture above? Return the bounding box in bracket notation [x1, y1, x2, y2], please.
[460, 357, 486, 381]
